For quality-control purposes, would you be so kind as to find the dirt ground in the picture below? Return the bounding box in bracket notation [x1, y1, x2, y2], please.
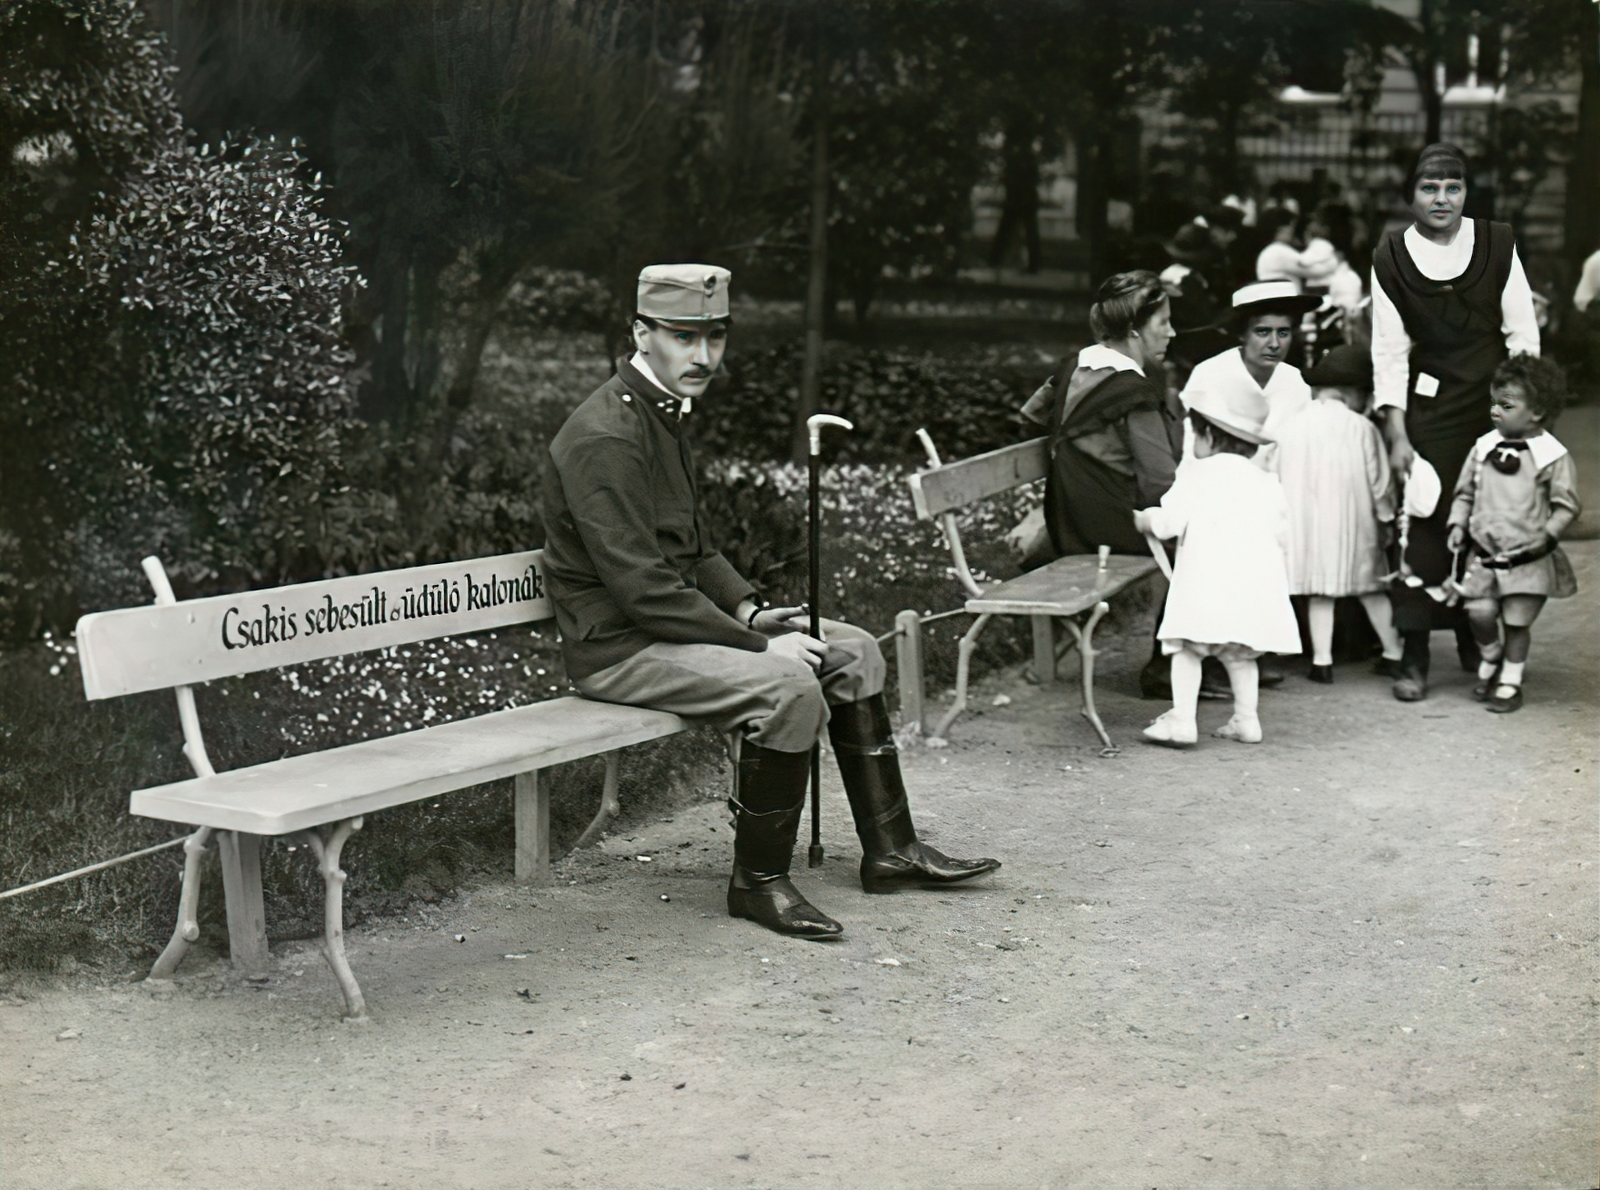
[3, 541, 1596, 1190]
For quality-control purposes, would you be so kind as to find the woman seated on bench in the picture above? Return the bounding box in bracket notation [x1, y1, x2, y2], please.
[1020, 269, 1184, 696]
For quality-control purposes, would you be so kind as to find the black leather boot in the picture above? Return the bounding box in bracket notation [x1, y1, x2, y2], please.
[828, 695, 1001, 894]
[726, 742, 842, 939]
[1393, 629, 1431, 702]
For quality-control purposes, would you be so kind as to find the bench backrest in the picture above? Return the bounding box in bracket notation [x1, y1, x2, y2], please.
[907, 437, 1048, 520]
[76, 550, 551, 700]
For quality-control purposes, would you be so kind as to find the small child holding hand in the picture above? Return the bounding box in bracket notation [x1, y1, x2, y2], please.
[1447, 355, 1581, 713]
[1134, 378, 1302, 746]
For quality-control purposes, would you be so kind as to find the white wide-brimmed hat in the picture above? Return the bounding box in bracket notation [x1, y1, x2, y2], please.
[1188, 375, 1272, 445]
[1230, 279, 1322, 322]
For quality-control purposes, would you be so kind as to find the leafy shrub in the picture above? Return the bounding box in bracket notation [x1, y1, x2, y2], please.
[0, 0, 358, 637]
[702, 340, 1052, 465]
[310, 404, 557, 578]
[498, 267, 618, 334]
[78, 134, 360, 590]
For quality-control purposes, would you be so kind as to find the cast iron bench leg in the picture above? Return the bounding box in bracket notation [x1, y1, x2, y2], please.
[301, 817, 367, 1021]
[927, 612, 993, 744]
[1062, 601, 1115, 753]
[147, 825, 213, 981]
[572, 753, 622, 851]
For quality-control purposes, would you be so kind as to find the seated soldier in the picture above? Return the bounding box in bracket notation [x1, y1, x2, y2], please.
[540, 263, 1000, 939]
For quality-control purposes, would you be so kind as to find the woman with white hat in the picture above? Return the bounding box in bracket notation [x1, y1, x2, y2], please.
[1134, 374, 1302, 748]
[1178, 280, 1322, 473]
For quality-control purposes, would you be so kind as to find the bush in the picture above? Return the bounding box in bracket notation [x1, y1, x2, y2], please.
[700, 339, 1053, 465]
[1, 0, 359, 637]
[498, 267, 618, 335]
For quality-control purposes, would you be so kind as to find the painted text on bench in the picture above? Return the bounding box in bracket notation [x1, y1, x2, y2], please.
[217, 564, 543, 651]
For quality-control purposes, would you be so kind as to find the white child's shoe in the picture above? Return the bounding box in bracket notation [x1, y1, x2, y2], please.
[1143, 710, 1198, 747]
[1213, 713, 1262, 743]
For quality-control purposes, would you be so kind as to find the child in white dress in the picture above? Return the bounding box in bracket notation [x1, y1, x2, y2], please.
[1135, 378, 1302, 746]
[1275, 346, 1405, 681]
[1448, 355, 1581, 713]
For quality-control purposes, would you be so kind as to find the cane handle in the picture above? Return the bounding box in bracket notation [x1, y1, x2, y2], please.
[808, 413, 853, 455]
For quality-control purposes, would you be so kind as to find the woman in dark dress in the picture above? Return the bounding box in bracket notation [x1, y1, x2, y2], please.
[1021, 270, 1185, 694]
[1370, 143, 1541, 701]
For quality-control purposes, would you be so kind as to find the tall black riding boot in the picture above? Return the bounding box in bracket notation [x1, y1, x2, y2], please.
[1393, 629, 1431, 702]
[828, 695, 1001, 894]
[727, 742, 842, 939]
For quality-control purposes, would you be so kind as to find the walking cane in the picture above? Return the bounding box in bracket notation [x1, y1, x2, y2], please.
[806, 413, 853, 867]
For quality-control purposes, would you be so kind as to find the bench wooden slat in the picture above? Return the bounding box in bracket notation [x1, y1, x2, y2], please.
[128, 697, 686, 836]
[908, 438, 1048, 520]
[76, 551, 550, 699]
[964, 554, 1158, 616]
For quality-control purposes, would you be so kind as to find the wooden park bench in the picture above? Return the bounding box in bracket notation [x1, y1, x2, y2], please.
[901, 431, 1159, 752]
[75, 550, 688, 1020]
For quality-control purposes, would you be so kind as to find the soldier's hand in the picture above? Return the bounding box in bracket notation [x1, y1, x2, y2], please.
[752, 605, 810, 635]
[766, 630, 827, 673]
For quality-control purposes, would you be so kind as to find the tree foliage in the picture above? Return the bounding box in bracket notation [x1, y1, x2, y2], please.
[0, 0, 358, 637]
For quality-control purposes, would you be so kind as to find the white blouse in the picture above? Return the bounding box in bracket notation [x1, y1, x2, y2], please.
[1370, 221, 1540, 412]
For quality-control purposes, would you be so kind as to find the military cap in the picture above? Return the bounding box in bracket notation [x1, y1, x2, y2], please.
[636, 263, 732, 322]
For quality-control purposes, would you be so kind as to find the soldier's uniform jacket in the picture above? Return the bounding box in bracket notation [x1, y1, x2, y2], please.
[542, 357, 764, 680]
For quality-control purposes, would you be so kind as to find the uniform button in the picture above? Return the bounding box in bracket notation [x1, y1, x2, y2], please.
[621, 394, 631, 402]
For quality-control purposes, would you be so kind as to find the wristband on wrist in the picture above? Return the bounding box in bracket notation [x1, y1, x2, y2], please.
[746, 598, 767, 629]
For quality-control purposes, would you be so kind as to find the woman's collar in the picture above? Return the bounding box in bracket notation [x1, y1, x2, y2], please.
[1079, 341, 1145, 377]
[1405, 218, 1473, 254]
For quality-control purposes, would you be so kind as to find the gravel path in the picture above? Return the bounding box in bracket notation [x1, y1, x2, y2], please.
[3, 546, 1595, 1189]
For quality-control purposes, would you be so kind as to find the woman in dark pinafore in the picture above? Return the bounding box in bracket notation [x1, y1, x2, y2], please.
[1370, 143, 1541, 701]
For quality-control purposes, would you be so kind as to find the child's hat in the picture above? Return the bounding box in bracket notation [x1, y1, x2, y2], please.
[1188, 374, 1271, 445]
[1304, 345, 1373, 388]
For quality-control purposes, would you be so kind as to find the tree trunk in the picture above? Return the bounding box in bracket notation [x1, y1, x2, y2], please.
[445, 265, 519, 411]
[1075, 125, 1111, 288]
[791, 32, 829, 465]
[1219, 100, 1242, 196]
[1413, 0, 1443, 147]
[1422, 77, 1442, 147]
[1565, 0, 1600, 264]
[360, 235, 414, 424]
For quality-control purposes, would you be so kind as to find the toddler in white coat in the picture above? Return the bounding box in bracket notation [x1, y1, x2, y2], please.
[1135, 377, 1302, 746]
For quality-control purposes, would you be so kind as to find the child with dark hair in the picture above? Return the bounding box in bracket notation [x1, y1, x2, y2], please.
[1134, 378, 1301, 746]
[1446, 355, 1581, 712]
[1276, 345, 1404, 681]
